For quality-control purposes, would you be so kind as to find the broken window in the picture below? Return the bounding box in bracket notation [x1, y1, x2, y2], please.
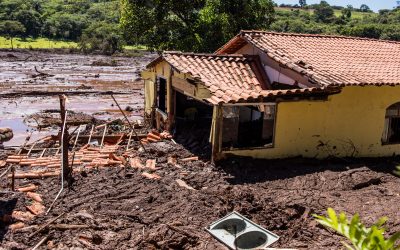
[157, 77, 167, 113]
[222, 107, 239, 146]
[222, 104, 276, 149]
[382, 102, 400, 144]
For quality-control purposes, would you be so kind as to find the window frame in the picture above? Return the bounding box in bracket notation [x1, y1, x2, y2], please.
[382, 102, 400, 145]
[221, 102, 277, 151]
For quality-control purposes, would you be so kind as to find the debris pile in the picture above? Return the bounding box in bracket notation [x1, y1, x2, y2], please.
[24, 110, 96, 128]
[1, 98, 400, 249]
[0, 127, 13, 143]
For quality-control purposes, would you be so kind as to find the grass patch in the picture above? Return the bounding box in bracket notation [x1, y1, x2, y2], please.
[124, 44, 148, 51]
[0, 36, 148, 53]
[0, 37, 78, 49]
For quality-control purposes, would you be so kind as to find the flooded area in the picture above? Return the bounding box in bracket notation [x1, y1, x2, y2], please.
[0, 50, 155, 146]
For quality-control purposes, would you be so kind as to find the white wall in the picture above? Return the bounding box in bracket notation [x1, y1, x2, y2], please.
[235, 43, 306, 87]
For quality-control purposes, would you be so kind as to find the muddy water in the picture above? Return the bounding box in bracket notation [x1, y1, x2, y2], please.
[0, 50, 155, 146]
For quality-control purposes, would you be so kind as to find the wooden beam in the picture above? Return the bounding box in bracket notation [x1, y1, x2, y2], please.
[211, 105, 223, 163]
[172, 76, 195, 96]
[59, 95, 71, 183]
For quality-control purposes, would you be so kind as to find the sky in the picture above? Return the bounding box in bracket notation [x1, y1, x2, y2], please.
[273, 0, 398, 12]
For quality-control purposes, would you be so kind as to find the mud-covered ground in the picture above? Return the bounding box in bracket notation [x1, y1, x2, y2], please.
[1, 51, 400, 249]
[0, 50, 155, 146]
[1, 140, 400, 249]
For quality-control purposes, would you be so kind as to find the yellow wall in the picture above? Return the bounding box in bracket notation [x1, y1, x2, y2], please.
[223, 86, 400, 159]
[142, 61, 173, 114]
[144, 79, 155, 114]
[143, 61, 213, 116]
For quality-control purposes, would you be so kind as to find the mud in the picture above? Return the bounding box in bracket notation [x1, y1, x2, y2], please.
[1, 139, 400, 249]
[0, 50, 155, 146]
[1, 51, 400, 249]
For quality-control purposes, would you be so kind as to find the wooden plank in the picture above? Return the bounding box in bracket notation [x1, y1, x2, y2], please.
[172, 77, 195, 96]
[211, 105, 223, 163]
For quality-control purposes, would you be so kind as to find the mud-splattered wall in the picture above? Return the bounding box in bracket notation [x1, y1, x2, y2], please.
[222, 85, 400, 159]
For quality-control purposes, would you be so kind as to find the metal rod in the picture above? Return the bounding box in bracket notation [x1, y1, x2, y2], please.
[11, 166, 15, 191]
[17, 131, 33, 155]
[72, 125, 82, 150]
[46, 110, 68, 215]
[126, 130, 133, 150]
[40, 148, 46, 158]
[100, 124, 107, 148]
[110, 94, 146, 151]
[87, 124, 94, 144]
[27, 142, 37, 156]
[0, 165, 13, 179]
[32, 235, 49, 250]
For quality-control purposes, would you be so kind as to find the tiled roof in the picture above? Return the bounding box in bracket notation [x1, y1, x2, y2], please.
[217, 31, 400, 86]
[147, 52, 332, 104]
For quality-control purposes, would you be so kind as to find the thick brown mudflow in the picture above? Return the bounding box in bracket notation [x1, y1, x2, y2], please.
[0, 50, 155, 146]
[1, 51, 400, 250]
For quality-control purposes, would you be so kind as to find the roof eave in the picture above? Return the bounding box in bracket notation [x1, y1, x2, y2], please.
[215, 32, 248, 54]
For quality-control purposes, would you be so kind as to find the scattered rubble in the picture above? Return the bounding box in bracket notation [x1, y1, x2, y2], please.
[1, 50, 400, 249]
[0, 128, 13, 143]
[24, 110, 97, 128]
[1, 121, 400, 249]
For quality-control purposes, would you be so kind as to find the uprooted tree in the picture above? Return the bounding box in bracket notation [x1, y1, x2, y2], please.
[120, 0, 275, 52]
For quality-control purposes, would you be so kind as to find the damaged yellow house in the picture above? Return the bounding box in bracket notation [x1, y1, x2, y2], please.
[142, 31, 400, 161]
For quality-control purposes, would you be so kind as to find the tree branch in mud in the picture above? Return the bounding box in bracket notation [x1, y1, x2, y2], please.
[32, 66, 54, 78]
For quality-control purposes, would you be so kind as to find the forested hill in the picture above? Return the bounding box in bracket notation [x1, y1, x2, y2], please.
[0, 0, 119, 40]
[0, 0, 121, 54]
[0, 0, 399, 54]
[120, 0, 400, 52]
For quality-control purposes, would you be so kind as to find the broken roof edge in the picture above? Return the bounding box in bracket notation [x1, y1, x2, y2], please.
[145, 51, 255, 69]
[204, 86, 341, 105]
[239, 30, 400, 44]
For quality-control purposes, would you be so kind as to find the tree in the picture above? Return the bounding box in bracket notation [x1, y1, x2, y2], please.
[120, 0, 275, 52]
[42, 13, 87, 40]
[314, 1, 335, 23]
[360, 4, 371, 12]
[14, 9, 42, 37]
[79, 22, 124, 55]
[299, 0, 306, 8]
[341, 6, 352, 21]
[0, 20, 26, 50]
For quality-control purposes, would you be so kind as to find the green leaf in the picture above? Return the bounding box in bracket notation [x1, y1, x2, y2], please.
[386, 232, 400, 248]
[314, 209, 400, 250]
[327, 208, 339, 229]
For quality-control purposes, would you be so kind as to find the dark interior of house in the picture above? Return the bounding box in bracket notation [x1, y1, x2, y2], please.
[157, 77, 167, 113]
[173, 91, 213, 157]
[222, 106, 274, 149]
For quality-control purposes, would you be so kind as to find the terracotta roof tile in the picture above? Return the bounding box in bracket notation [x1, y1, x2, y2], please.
[217, 31, 400, 87]
[146, 52, 333, 104]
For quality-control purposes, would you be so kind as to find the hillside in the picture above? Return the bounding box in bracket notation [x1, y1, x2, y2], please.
[0, 0, 121, 53]
[271, 5, 400, 41]
[0, 0, 399, 53]
[275, 6, 378, 19]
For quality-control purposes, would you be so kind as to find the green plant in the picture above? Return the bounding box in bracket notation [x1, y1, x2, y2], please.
[314, 208, 400, 250]
[394, 166, 400, 176]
